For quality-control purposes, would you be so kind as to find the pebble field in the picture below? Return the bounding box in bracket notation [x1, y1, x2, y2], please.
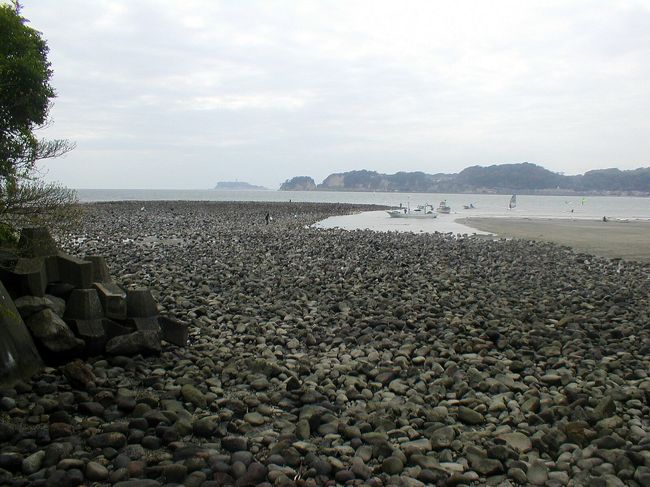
[1, 200, 650, 487]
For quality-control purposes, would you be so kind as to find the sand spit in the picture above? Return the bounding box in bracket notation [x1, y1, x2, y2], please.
[459, 217, 650, 263]
[1, 201, 649, 487]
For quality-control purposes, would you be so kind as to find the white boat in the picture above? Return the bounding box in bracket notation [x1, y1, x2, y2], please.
[508, 194, 517, 210]
[437, 200, 451, 214]
[463, 203, 476, 210]
[386, 203, 438, 219]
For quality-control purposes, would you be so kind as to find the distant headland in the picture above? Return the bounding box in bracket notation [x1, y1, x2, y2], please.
[279, 163, 650, 195]
[214, 181, 268, 191]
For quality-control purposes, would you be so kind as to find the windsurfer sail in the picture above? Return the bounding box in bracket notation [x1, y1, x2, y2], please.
[508, 194, 517, 210]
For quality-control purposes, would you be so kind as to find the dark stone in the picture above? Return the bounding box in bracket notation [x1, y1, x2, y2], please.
[222, 436, 248, 452]
[14, 296, 56, 319]
[335, 469, 355, 483]
[78, 401, 105, 416]
[113, 480, 161, 487]
[162, 464, 187, 483]
[25, 308, 85, 354]
[49, 422, 74, 439]
[87, 432, 127, 449]
[105, 331, 161, 356]
[0, 453, 22, 472]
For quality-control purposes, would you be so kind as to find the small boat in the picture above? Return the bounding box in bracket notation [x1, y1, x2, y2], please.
[508, 194, 517, 210]
[437, 200, 451, 214]
[463, 203, 476, 210]
[386, 203, 438, 219]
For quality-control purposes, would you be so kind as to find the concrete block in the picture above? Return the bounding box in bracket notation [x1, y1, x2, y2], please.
[93, 282, 126, 320]
[45, 255, 60, 282]
[85, 256, 112, 283]
[45, 282, 75, 301]
[17, 227, 59, 257]
[67, 319, 106, 355]
[127, 317, 160, 333]
[126, 288, 158, 318]
[64, 289, 103, 320]
[56, 252, 93, 289]
[159, 316, 189, 347]
[0, 257, 47, 298]
[101, 319, 134, 340]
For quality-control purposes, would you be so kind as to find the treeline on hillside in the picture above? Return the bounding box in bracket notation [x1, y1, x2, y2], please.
[280, 163, 650, 194]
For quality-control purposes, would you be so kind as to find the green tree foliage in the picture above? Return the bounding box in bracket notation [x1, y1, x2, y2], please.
[0, 1, 79, 243]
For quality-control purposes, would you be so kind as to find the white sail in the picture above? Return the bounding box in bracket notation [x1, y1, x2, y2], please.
[508, 194, 517, 209]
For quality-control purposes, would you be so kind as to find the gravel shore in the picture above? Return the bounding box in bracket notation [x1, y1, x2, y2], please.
[2, 201, 650, 487]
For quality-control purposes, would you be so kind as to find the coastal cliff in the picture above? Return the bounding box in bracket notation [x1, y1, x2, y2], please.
[279, 176, 317, 191]
[280, 163, 650, 195]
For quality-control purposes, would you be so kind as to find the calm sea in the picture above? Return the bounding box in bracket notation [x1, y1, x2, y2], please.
[76, 189, 650, 221]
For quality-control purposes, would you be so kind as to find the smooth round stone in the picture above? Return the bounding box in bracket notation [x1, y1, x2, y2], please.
[162, 463, 188, 483]
[528, 460, 549, 485]
[1, 397, 16, 410]
[231, 461, 247, 479]
[244, 412, 265, 426]
[22, 450, 45, 475]
[86, 461, 109, 481]
[382, 456, 404, 475]
[334, 469, 355, 483]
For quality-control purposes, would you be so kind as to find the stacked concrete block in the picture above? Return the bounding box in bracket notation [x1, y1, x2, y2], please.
[0, 258, 47, 298]
[55, 253, 93, 289]
[64, 289, 107, 355]
[85, 256, 112, 283]
[0, 227, 188, 384]
[93, 282, 127, 320]
[159, 316, 190, 347]
[126, 288, 161, 332]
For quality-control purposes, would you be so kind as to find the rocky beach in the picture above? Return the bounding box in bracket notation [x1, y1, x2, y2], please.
[1, 201, 650, 487]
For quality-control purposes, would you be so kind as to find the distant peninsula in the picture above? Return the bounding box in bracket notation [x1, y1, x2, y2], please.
[280, 163, 650, 195]
[214, 181, 268, 190]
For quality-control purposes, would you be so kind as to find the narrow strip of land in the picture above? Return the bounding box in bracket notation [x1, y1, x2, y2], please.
[459, 217, 650, 262]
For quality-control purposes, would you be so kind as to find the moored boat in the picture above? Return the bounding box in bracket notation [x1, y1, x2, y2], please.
[437, 200, 451, 214]
[386, 204, 438, 218]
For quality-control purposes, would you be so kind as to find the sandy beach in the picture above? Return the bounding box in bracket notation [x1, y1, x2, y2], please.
[460, 217, 650, 263]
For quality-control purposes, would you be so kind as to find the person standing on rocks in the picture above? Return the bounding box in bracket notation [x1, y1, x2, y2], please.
[265, 212, 270, 225]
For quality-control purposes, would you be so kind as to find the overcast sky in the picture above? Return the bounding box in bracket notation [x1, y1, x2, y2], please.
[21, 0, 650, 189]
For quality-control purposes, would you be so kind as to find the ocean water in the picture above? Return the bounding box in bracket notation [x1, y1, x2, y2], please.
[77, 189, 650, 220]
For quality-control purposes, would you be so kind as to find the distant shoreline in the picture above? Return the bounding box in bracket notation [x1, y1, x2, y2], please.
[278, 188, 650, 197]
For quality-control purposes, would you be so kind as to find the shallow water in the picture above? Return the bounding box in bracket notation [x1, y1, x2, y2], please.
[78, 189, 650, 220]
[314, 210, 489, 235]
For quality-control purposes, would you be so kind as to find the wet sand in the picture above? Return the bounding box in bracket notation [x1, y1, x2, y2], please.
[459, 217, 650, 262]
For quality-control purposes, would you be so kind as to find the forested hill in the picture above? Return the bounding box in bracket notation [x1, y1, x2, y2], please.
[279, 163, 650, 194]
